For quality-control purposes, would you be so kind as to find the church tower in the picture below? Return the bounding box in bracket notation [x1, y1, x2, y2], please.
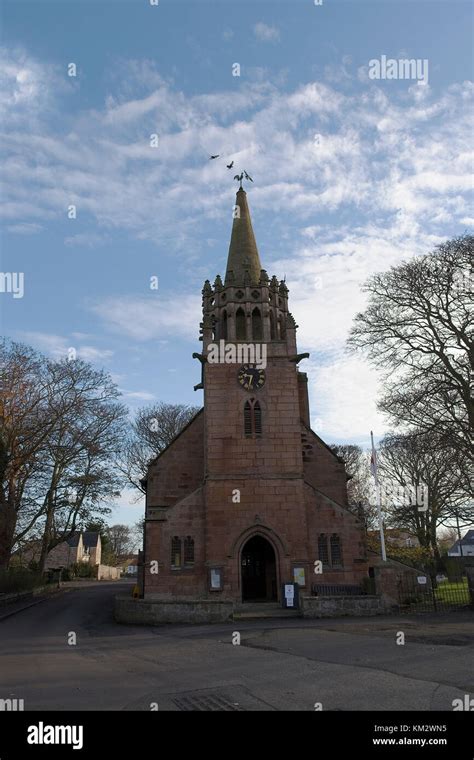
[143, 186, 368, 606]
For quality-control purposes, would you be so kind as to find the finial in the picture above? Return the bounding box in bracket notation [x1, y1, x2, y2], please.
[202, 279, 212, 295]
[233, 169, 254, 190]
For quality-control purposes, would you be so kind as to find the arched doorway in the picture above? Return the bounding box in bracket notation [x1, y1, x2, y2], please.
[241, 535, 277, 602]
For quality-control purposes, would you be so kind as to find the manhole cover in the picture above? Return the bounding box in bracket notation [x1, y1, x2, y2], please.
[172, 693, 243, 711]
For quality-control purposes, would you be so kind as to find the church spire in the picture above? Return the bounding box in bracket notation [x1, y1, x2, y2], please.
[225, 188, 262, 285]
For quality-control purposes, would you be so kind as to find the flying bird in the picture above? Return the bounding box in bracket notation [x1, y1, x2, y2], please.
[244, 170, 253, 182]
[209, 154, 220, 160]
[234, 172, 244, 182]
[227, 161, 234, 169]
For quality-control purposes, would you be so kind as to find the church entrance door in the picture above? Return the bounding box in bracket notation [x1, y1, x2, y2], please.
[241, 535, 277, 602]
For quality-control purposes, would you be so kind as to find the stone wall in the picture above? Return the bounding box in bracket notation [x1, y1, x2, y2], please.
[373, 561, 421, 607]
[97, 564, 121, 580]
[301, 594, 392, 618]
[302, 425, 349, 507]
[146, 410, 204, 508]
[44, 541, 79, 570]
[144, 486, 206, 598]
[304, 483, 368, 586]
[114, 595, 233, 625]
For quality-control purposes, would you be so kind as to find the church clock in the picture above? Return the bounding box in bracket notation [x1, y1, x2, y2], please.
[237, 365, 266, 391]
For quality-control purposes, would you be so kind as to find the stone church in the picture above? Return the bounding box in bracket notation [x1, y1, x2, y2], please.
[143, 187, 368, 605]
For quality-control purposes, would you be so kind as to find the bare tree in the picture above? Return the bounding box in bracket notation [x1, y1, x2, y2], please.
[0, 341, 127, 570]
[348, 235, 473, 486]
[121, 402, 200, 495]
[437, 526, 459, 555]
[0, 342, 56, 570]
[329, 444, 377, 528]
[378, 431, 471, 558]
[34, 358, 127, 572]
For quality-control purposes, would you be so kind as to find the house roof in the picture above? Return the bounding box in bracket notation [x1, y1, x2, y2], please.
[82, 532, 100, 547]
[449, 529, 474, 552]
[66, 531, 100, 548]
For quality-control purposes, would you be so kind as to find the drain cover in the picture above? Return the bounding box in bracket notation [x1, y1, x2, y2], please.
[172, 693, 243, 711]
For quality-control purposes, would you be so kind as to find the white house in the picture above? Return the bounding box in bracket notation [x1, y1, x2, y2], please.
[447, 530, 474, 557]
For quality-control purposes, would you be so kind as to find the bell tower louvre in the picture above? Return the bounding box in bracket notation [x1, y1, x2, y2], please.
[142, 185, 368, 609]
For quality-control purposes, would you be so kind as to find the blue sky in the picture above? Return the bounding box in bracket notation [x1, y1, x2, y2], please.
[1, 0, 473, 525]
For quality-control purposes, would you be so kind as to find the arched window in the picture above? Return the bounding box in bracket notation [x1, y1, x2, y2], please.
[171, 537, 182, 568]
[244, 398, 262, 438]
[330, 534, 343, 566]
[318, 534, 329, 566]
[221, 310, 228, 340]
[244, 401, 252, 437]
[269, 311, 276, 340]
[252, 307, 263, 340]
[236, 308, 246, 340]
[184, 536, 195, 566]
[254, 401, 262, 436]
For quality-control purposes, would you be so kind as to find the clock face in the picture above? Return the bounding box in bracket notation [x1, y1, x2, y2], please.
[238, 364, 266, 391]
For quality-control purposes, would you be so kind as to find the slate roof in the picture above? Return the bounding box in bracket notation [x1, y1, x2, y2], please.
[449, 529, 474, 552]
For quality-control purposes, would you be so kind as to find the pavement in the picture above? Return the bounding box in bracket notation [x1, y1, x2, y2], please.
[0, 581, 472, 711]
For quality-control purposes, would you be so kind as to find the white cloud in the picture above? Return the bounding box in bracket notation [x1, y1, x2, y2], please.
[6, 222, 43, 234]
[308, 355, 387, 443]
[120, 389, 156, 402]
[253, 22, 280, 43]
[16, 332, 114, 362]
[90, 294, 201, 341]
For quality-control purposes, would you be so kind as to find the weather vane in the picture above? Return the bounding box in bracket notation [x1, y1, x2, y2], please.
[233, 170, 253, 189]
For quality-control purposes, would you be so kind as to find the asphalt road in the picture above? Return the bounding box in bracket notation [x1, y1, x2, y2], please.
[0, 582, 472, 711]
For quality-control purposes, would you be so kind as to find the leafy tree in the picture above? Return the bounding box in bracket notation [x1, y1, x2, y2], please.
[105, 524, 135, 558]
[366, 532, 433, 569]
[82, 519, 115, 566]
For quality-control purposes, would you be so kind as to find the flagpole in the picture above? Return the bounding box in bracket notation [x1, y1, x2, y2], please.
[371, 430, 387, 562]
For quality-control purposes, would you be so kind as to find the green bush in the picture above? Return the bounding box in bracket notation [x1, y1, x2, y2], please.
[69, 562, 97, 578]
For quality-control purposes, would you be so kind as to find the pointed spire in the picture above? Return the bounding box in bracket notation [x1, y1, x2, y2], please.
[225, 188, 262, 286]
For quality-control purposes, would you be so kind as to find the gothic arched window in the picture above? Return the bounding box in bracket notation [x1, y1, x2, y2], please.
[252, 307, 263, 340]
[318, 534, 329, 566]
[330, 534, 343, 566]
[270, 311, 276, 340]
[244, 398, 262, 438]
[171, 536, 182, 568]
[236, 308, 246, 340]
[221, 310, 228, 340]
[184, 536, 195, 566]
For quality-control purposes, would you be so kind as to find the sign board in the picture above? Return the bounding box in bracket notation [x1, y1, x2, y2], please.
[293, 567, 306, 587]
[417, 576, 427, 585]
[210, 568, 222, 590]
[282, 583, 299, 609]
